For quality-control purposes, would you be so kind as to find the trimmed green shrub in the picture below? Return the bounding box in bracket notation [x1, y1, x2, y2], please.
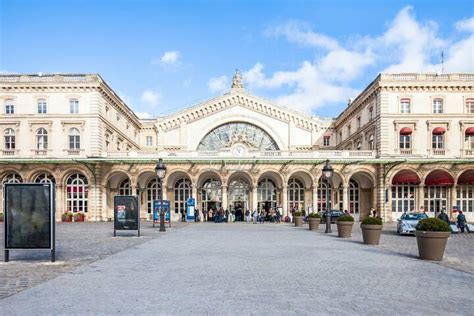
[293, 211, 303, 217]
[0, 212, 4, 221]
[361, 217, 382, 225]
[416, 218, 450, 232]
[337, 215, 354, 222]
[308, 212, 321, 218]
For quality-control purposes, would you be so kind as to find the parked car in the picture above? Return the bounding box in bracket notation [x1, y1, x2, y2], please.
[319, 210, 345, 223]
[397, 212, 429, 235]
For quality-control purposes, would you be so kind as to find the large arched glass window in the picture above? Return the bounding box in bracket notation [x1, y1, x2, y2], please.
[2, 173, 22, 184]
[4, 128, 15, 150]
[348, 179, 360, 215]
[146, 179, 162, 213]
[174, 178, 191, 214]
[36, 128, 48, 151]
[197, 122, 279, 151]
[258, 178, 277, 211]
[34, 172, 56, 184]
[228, 178, 250, 211]
[66, 173, 88, 213]
[119, 178, 131, 195]
[288, 178, 304, 211]
[201, 178, 222, 212]
[69, 128, 80, 150]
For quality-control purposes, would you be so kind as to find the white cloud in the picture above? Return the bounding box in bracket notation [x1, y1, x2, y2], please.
[151, 50, 181, 67]
[135, 112, 154, 119]
[207, 75, 229, 93]
[140, 90, 161, 107]
[456, 17, 474, 32]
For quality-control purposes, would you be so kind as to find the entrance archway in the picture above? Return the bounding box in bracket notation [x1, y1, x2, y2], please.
[424, 170, 454, 214]
[228, 177, 250, 221]
[391, 169, 420, 220]
[457, 170, 474, 221]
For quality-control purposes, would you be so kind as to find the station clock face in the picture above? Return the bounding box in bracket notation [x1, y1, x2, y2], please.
[232, 145, 246, 157]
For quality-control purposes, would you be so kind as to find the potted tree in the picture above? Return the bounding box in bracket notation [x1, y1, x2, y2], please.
[74, 212, 85, 222]
[415, 218, 450, 261]
[62, 212, 73, 222]
[294, 211, 304, 227]
[360, 217, 383, 245]
[308, 213, 321, 230]
[336, 215, 354, 238]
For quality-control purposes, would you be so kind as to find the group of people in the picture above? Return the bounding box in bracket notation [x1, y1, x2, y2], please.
[189, 207, 284, 224]
[436, 209, 469, 233]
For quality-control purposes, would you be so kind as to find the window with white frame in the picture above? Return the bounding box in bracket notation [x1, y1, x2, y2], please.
[36, 128, 48, 150]
[391, 183, 416, 213]
[146, 178, 162, 213]
[432, 98, 443, 114]
[369, 106, 374, 120]
[66, 173, 88, 213]
[146, 136, 153, 146]
[457, 185, 473, 213]
[368, 134, 374, 150]
[432, 134, 444, 149]
[400, 134, 411, 149]
[466, 98, 474, 114]
[400, 98, 411, 114]
[119, 178, 132, 195]
[37, 99, 47, 114]
[288, 178, 304, 211]
[5, 99, 14, 114]
[69, 128, 80, 150]
[34, 172, 55, 184]
[2, 173, 22, 183]
[174, 178, 191, 215]
[70, 99, 79, 114]
[4, 128, 15, 150]
[323, 136, 330, 147]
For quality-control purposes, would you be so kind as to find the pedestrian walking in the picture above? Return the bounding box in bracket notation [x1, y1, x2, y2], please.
[457, 211, 467, 233]
[437, 209, 450, 225]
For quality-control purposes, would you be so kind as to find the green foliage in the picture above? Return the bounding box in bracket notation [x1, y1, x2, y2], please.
[416, 218, 450, 232]
[308, 212, 321, 218]
[361, 217, 383, 225]
[337, 215, 354, 222]
[293, 211, 303, 217]
[0, 212, 4, 221]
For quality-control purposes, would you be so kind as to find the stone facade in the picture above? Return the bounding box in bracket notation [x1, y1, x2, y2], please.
[1, 72, 473, 222]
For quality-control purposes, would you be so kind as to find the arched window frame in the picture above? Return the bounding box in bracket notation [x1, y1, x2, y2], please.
[174, 178, 191, 214]
[65, 173, 88, 213]
[36, 128, 48, 150]
[288, 178, 304, 210]
[118, 178, 132, 196]
[4, 128, 15, 150]
[69, 127, 81, 150]
[2, 173, 22, 184]
[34, 172, 56, 184]
[146, 178, 162, 213]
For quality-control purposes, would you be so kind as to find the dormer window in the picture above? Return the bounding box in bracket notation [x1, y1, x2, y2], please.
[323, 136, 330, 147]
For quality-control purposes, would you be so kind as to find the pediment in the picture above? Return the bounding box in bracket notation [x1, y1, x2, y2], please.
[155, 90, 320, 132]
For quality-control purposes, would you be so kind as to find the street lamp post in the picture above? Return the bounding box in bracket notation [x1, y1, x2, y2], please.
[155, 158, 167, 232]
[322, 159, 333, 233]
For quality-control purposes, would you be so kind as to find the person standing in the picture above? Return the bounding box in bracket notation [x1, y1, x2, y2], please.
[457, 211, 467, 233]
[437, 209, 450, 225]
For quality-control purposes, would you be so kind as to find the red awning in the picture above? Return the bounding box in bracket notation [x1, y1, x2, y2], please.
[465, 127, 474, 136]
[392, 170, 421, 185]
[399, 127, 412, 135]
[458, 170, 474, 185]
[425, 170, 454, 186]
[432, 127, 446, 135]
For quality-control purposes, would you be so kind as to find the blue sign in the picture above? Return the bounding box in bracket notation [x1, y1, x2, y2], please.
[153, 200, 170, 222]
[186, 198, 196, 220]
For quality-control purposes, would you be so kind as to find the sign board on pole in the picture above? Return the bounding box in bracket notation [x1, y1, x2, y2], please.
[153, 200, 170, 227]
[186, 198, 195, 220]
[4, 183, 55, 262]
[113, 195, 140, 237]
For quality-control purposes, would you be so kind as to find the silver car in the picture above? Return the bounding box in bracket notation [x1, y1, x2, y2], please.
[397, 213, 429, 235]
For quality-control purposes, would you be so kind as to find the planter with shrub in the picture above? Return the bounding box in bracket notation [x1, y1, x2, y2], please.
[293, 211, 304, 227]
[62, 212, 73, 222]
[360, 217, 383, 245]
[308, 213, 321, 230]
[336, 215, 354, 238]
[415, 218, 450, 261]
[74, 212, 85, 222]
[0, 212, 4, 222]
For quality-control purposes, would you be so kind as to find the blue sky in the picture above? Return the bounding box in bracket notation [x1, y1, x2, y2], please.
[1, 0, 473, 118]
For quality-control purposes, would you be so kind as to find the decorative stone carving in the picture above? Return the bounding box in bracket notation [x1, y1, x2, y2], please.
[231, 69, 244, 89]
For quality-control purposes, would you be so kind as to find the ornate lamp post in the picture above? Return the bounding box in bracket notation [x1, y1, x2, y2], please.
[155, 158, 167, 232]
[322, 160, 333, 233]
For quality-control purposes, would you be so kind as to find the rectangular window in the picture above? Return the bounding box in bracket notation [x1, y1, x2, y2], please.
[433, 99, 443, 114]
[400, 135, 411, 149]
[357, 117, 361, 129]
[70, 99, 79, 114]
[466, 99, 474, 114]
[347, 125, 351, 136]
[323, 136, 330, 147]
[369, 106, 373, 120]
[146, 136, 153, 146]
[432, 135, 444, 149]
[38, 99, 47, 114]
[69, 136, 80, 149]
[400, 99, 411, 114]
[5, 104, 14, 114]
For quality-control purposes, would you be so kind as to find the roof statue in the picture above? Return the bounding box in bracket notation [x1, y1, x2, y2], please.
[231, 69, 244, 89]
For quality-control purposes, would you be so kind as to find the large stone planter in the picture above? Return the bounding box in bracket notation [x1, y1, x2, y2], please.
[294, 216, 304, 227]
[415, 231, 450, 261]
[361, 224, 382, 245]
[336, 221, 354, 238]
[308, 218, 321, 230]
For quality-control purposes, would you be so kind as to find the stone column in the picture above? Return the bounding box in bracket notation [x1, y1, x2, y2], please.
[252, 186, 258, 212]
[342, 185, 349, 211]
[312, 185, 318, 211]
[192, 184, 201, 222]
[222, 185, 228, 211]
[418, 184, 425, 211]
[450, 185, 457, 219]
[56, 184, 64, 222]
[282, 184, 288, 216]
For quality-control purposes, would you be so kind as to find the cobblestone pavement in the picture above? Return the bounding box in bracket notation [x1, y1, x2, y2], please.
[1, 221, 473, 315]
[0, 221, 184, 299]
